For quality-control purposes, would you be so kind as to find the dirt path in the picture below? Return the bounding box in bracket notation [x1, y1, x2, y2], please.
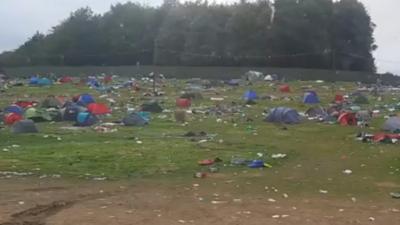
[0, 178, 399, 225]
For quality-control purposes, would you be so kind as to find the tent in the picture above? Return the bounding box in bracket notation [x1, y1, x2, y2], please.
[354, 95, 369, 104]
[338, 112, 357, 126]
[265, 107, 301, 124]
[77, 94, 95, 106]
[4, 105, 24, 115]
[87, 103, 111, 115]
[37, 78, 53, 86]
[227, 79, 241, 86]
[122, 113, 148, 126]
[382, 117, 400, 133]
[305, 107, 328, 118]
[334, 94, 344, 104]
[176, 98, 192, 108]
[25, 107, 50, 122]
[303, 91, 320, 104]
[103, 75, 113, 84]
[62, 104, 85, 121]
[264, 75, 274, 81]
[279, 84, 291, 93]
[60, 76, 73, 84]
[243, 90, 258, 102]
[41, 96, 62, 108]
[29, 76, 39, 85]
[141, 101, 163, 113]
[75, 112, 98, 127]
[11, 120, 38, 134]
[4, 113, 23, 125]
[15, 101, 36, 109]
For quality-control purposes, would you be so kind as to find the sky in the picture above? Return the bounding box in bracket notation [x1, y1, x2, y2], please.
[0, 0, 399, 74]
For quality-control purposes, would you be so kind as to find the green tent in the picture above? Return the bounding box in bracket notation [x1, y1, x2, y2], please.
[25, 107, 59, 122]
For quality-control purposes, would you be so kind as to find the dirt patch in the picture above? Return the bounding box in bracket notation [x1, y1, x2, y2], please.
[1, 201, 74, 225]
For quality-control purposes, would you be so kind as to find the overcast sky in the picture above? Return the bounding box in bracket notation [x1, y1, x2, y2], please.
[0, 0, 399, 74]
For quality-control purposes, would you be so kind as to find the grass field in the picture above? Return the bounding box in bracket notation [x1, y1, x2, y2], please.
[0, 79, 399, 201]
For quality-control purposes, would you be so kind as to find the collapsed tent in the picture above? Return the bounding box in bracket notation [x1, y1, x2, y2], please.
[303, 91, 320, 104]
[4, 105, 24, 115]
[338, 112, 357, 126]
[60, 76, 73, 84]
[75, 112, 98, 127]
[305, 107, 328, 118]
[87, 103, 111, 115]
[141, 101, 163, 113]
[11, 120, 38, 134]
[382, 117, 400, 133]
[122, 113, 148, 126]
[15, 101, 36, 109]
[4, 113, 23, 125]
[279, 84, 291, 93]
[265, 107, 301, 124]
[25, 107, 51, 122]
[37, 78, 53, 86]
[243, 90, 258, 102]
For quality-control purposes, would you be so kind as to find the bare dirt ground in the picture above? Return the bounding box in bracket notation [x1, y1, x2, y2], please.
[0, 178, 399, 225]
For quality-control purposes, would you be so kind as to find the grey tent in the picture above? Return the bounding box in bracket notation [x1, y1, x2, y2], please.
[122, 113, 148, 126]
[41, 96, 62, 108]
[305, 107, 328, 118]
[382, 117, 400, 133]
[265, 107, 301, 124]
[141, 101, 163, 113]
[11, 120, 38, 134]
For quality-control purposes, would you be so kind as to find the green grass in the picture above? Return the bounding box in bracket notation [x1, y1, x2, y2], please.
[0, 80, 399, 199]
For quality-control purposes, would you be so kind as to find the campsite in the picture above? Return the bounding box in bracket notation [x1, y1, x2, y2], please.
[1, 73, 400, 224]
[1, 0, 400, 224]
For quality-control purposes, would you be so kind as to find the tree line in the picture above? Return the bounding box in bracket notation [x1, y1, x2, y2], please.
[0, 0, 377, 72]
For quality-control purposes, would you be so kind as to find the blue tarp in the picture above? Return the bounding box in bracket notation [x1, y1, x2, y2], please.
[265, 107, 301, 124]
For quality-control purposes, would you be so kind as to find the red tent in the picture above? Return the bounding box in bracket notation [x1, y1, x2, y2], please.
[87, 103, 111, 115]
[15, 101, 36, 108]
[338, 112, 357, 126]
[103, 75, 112, 84]
[334, 94, 344, 103]
[279, 84, 291, 93]
[373, 133, 400, 142]
[4, 113, 23, 126]
[60, 76, 73, 83]
[176, 98, 191, 108]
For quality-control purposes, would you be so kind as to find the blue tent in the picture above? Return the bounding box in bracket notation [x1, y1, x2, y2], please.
[303, 91, 320, 104]
[77, 94, 95, 106]
[75, 112, 98, 127]
[265, 107, 301, 124]
[87, 78, 100, 88]
[29, 76, 39, 85]
[243, 90, 258, 101]
[4, 105, 24, 115]
[37, 78, 53, 86]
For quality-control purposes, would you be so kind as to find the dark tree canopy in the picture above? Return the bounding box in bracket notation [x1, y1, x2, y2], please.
[0, 0, 377, 72]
